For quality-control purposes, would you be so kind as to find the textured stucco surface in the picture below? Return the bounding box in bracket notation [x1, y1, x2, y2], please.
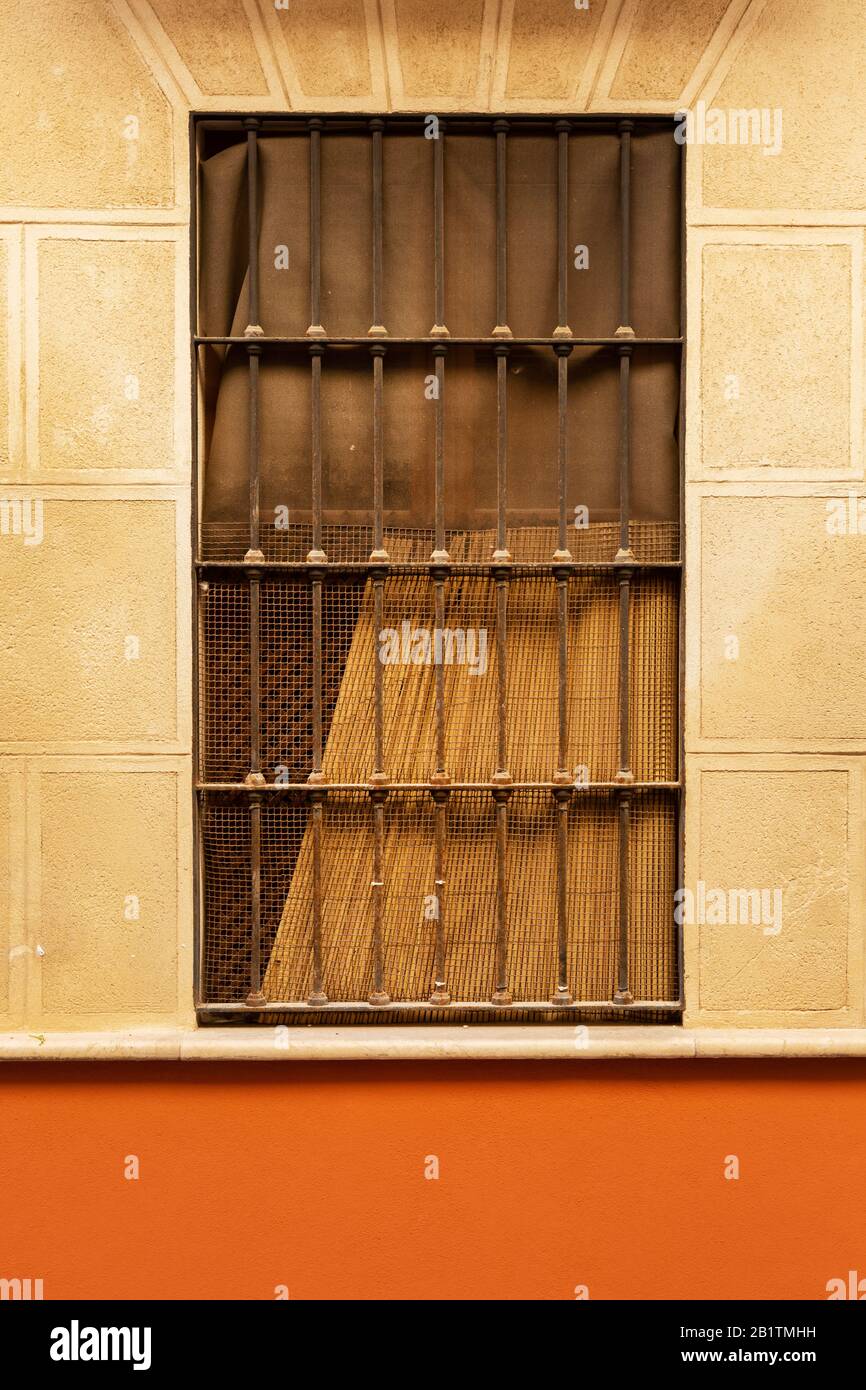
[699, 495, 866, 744]
[393, 0, 485, 99]
[610, 0, 730, 100]
[1, 0, 864, 1044]
[504, 0, 606, 100]
[274, 0, 374, 99]
[36, 237, 177, 473]
[38, 771, 179, 1017]
[700, 243, 852, 473]
[0, 499, 178, 744]
[702, 0, 866, 211]
[696, 770, 849, 1012]
[0, 0, 174, 209]
[147, 0, 269, 96]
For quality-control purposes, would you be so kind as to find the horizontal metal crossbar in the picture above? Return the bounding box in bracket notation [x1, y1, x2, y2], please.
[198, 999, 684, 1015]
[195, 559, 683, 573]
[195, 334, 682, 348]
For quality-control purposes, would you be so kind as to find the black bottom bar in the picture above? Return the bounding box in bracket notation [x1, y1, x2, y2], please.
[8, 1298, 854, 1365]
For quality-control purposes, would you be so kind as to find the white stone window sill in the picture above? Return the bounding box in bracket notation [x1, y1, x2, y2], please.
[1, 1026, 866, 1060]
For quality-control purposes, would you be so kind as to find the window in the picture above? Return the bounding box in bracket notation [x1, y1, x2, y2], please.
[193, 114, 682, 1024]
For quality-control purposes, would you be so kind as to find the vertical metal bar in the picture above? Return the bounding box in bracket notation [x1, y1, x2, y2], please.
[245, 571, 265, 1003]
[369, 306, 390, 997]
[617, 570, 631, 783]
[247, 572, 263, 786]
[616, 118, 634, 339]
[492, 118, 511, 339]
[369, 346, 388, 562]
[244, 367, 264, 786]
[492, 344, 511, 778]
[433, 571, 447, 794]
[613, 444, 635, 1009]
[305, 121, 328, 990]
[370, 788, 388, 1004]
[553, 344, 572, 564]
[243, 117, 265, 566]
[373, 572, 386, 782]
[430, 118, 448, 338]
[552, 128, 574, 1009]
[241, 118, 266, 1007]
[369, 573, 389, 1004]
[369, 117, 387, 337]
[492, 345, 510, 564]
[307, 118, 325, 338]
[429, 333, 450, 1000]
[556, 574, 570, 779]
[552, 549, 572, 1015]
[310, 573, 324, 780]
[246, 795, 265, 1007]
[307, 542, 326, 1008]
[308, 345, 326, 564]
[242, 119, 266, 802]
[430, 786, 449, 1005]
[431, 346, 448, 562]
[492, 787, 511, 1005]
[494, 571, 509, 773]
[492, 245, 512, 1004]
[614, 119, 639, 1006]
[308, 790, 326, 1006]
[613, 119, 635, 1005]
[552, 789, 572, 1005]
[243, 117, 263, 338]
[615, 347, 633, 562]
[430, 518, 450, 1005]
[616, 790, 633, 1004]
[245, 347, 264, 565]
[554, 119, 572, 339]
[490, 115, 512, 1001]
[366, 122, 390, 1001]
[307, 428, 327, 1004]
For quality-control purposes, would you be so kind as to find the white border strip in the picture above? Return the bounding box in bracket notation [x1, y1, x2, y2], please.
[4, 1026, 866, 1060]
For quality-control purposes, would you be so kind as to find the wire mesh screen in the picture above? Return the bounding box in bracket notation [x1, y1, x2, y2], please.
[194, 114, 683, 1022]
[203, 789, 676, 1008]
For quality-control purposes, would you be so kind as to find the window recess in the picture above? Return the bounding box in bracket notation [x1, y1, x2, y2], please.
[193, 114, 683, 1024]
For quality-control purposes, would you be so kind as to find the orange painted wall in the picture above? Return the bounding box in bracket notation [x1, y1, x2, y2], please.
[0, 1062, 863, 1301]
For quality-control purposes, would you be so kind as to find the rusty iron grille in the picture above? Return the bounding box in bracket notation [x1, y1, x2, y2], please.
[193, 113, 684, 1023]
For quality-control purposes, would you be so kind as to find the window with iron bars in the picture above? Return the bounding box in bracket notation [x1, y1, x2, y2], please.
[193, 113, 683, 1024]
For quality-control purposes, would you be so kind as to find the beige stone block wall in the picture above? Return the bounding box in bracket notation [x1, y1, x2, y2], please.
[0, 0, 863, 1035]
[684, 759, 864, 1026]
[0, 757, 191, 1030]
[0, 494, 185, 748]
[34, 762, 190, 1027]
[695, 494, 866, 746]
[697, 234, 860, 477]
[699, 0, 866, 214]
[30, 229, 187, 480]
[0, 1, 177, 210]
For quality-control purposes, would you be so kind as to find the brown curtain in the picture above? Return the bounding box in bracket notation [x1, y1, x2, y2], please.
[199, 126, 680, 544]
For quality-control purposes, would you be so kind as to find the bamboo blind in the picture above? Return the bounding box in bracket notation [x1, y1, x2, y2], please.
[261, 525, 677, 1005]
